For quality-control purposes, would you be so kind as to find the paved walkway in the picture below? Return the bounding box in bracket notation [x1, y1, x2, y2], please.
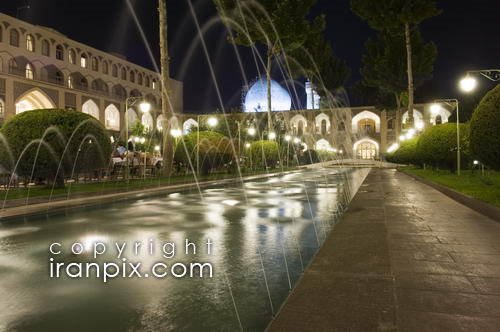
[269, 168, 500, 331]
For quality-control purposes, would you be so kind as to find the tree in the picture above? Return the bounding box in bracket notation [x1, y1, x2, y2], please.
[0, 109, 112, 187]
[470, 85, 500, 169]
[288, 23, 350, 105]
[352, 0, 441, 123]
[214, 0, 319, 131]
[158, 0, 174, 177]
[360, 30, 437, 112]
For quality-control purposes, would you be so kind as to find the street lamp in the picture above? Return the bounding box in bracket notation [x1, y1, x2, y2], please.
[268, 132, 276, 140]
[207, 117, 218, 128]
[247, 127, 256, 136]
[459, 69, 500, 93]
[284, 135, 291, 142]
[432, 99, 461, 175]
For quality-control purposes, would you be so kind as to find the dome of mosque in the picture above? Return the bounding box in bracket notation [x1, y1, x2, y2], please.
[243, 78, 292, 113]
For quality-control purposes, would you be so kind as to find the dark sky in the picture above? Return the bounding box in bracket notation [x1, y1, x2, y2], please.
[1, 0, 498, 113]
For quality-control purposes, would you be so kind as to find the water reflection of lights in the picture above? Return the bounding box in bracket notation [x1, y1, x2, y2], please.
[222, 199, 240, 206]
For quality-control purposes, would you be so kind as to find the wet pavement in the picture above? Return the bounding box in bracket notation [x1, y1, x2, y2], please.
[269, 168, 500, 332]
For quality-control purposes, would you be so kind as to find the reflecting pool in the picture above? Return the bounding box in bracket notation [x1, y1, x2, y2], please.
[0, 167, 368, 331]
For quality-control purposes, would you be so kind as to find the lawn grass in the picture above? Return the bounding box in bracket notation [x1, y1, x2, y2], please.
[1, 167, 296, 202]
[401, 167, 500, 208]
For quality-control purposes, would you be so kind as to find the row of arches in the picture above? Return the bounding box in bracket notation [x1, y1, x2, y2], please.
[1, 55, 159, 104]
[0, 25, 159, 89]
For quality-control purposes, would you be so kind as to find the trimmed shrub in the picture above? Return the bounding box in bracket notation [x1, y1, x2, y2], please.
[0, 109, 112, 186]
[386, 137, 419, 165]
[300, 149, 320, 165]
[249, 140, 279, 169]
[470, 85, 500, 169]
[417, 123, 470, 170]
[174, 130, 233, 175]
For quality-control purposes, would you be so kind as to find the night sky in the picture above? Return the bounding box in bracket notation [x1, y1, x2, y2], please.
[1, 0, 498, 113]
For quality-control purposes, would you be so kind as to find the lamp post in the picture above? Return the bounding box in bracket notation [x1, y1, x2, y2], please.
[432, 99, 460, 175]
[124, 97, 150, 181]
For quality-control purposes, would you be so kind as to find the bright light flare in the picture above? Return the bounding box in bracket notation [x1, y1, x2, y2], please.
[139, 102, 151, 113]
[207, 117, 218, 128]
[459, 76, 477, 93]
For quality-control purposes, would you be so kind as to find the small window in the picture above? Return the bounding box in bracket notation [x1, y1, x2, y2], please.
[121, 67, 126, 80]
[112, 64, 118, 77]
[138, 73, 143, 85]
[130, 71, 135, 83]
[145, 76, 150, 88]
[80, 54, 87, 68]
[91, 57, 98, 71]
[68, 49, 76, 64]
[0, 99, 4, 117]
[25, 63, 34, 79]
[68, 76, 73, 88]
[338, 121, 345, 131]
[0, 26, 3, 43]
[103, 61, 108, 74]
[387, 118, 395, 130]
[41, 40, 50, 56]
[10, 29, 19, 47]
[152, 79, 157, 90]
[26, 34, 34, 52]
[56, 45, 64, 60]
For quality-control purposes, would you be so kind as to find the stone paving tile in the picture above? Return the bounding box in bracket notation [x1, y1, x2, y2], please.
[468, 277, 500, 295]
[269, 169, 500, 331]
[398, 310, 500, 332]
[397, 289, 500, 317]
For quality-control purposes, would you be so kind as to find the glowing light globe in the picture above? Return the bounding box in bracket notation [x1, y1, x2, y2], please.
[243, 78, 292, 113]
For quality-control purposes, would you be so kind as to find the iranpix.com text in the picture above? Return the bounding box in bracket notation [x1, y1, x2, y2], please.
[48, 238, 214, 283]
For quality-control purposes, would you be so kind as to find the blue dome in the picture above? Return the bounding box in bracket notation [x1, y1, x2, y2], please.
[243, 78, 292, 113]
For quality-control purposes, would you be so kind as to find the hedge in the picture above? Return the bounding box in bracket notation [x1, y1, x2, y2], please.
[417, 123, 470, 170]
[386, 137, 419, 165]
[248, 140, 279, 169]
[0, 109, 112, 186]
[174, 130, 233, 175]
[470, 84, 500, 169]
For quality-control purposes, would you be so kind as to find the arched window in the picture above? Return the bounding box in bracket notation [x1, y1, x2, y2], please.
[56, 45, 64, 60]
[120, 67, 126, 80]
[67, 76, 73, 88]
[338, 121, 345, 131]
[10, 29, 19, 47]
[130, 71, 135, 83]
[297, 121, 304, 136]
[145, 76, 150, 88]
[80, 54, 87, 68]
[0, 26, 3, 43]
[112, 64, 118, 77]
[8, 58, 19, 73]
[142, 112, 154, 131]
[68, 49, 76, 64]
[91, 57, 98, 71]
[138, 73, 143, 85]
[152, 79, 157, 90]
[25, 63, 34, 79]
[435, 115, 442, 125]
[321, 119, 327, 135]
[55, 71, 63, 85]
[387, 118, 395, 130]
[26, 34, 34, 52]
[41, 39, 50, 56]
[103, 61, 108, 74]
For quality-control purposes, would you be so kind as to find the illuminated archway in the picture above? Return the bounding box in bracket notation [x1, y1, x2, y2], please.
[127, 108, 138, 126]
[315, 113, 330, 134]
[352, 110, 380, 134]
[105, 104, 120, 130]
[15, 89, 55, 114]
[315, 139, 332, 151]
[353, 138, 379, 160]
[141, 112, 154, 131]
[82, 99, 99, 119]
[156, 114, 164, 131]
[183, 118, 198, 134]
